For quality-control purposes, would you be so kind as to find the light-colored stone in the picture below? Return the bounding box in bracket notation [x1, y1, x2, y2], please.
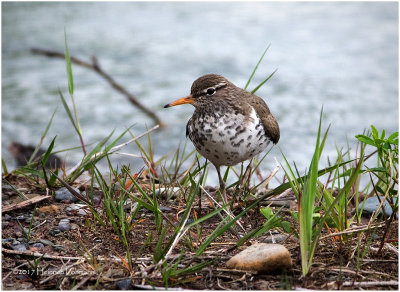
[66, 204, 90, 216]
[226, 243, 292, 272]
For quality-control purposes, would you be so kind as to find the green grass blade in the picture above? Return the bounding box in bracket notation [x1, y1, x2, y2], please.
[251, 68, 278, 94]
[64, 29, 74, 96]
[41, 136, 57, 167]
[244, 44, 271, 90]
[28, 108, 57, 164]
[2, 159, 8, 175]
[58, 89, 79, 134]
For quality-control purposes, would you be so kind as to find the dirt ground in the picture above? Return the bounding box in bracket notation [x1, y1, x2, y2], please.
[2, 173, 398, 290]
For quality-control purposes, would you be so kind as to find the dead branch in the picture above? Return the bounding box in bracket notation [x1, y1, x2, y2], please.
[1, 248, 153, 264]
[2, 195, 52, 213]
[341, 280, 398, 288]
[31, 48, 165, 128]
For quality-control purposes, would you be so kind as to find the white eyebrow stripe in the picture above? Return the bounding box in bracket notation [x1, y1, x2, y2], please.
[215, 82, 227, 89]
[200, 82, 227, 94]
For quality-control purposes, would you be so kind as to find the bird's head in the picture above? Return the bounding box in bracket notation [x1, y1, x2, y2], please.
[164, 74, 230, 108]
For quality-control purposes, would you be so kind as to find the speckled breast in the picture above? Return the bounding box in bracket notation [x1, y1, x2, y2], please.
[187, 106, 271, 166]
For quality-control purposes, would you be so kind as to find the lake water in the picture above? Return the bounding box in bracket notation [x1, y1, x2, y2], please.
[2, 2, 398, 186]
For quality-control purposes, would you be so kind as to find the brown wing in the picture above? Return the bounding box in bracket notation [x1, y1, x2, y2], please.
[245, 92, 280, 144]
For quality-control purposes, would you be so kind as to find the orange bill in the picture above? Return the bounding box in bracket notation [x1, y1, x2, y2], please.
[164, 95, 194, 108]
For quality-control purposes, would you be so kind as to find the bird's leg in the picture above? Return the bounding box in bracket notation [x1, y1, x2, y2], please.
[243, 158, 254, 191]
[237, 159, 253, 194]
[215, 165, 228, 205]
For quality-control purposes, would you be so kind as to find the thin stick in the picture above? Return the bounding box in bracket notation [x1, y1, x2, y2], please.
[341, 280, 398, 288]
[2, 195, 52, 213]
[31, 48, 165, 128]
[1, 248, 154, 264]
[319, 222, 386, 240]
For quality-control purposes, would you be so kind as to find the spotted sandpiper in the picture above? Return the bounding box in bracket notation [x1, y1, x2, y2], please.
[164, 74, 280, 203]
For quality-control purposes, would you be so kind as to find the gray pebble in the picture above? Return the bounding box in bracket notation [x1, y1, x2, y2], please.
[154, 187, 180, 197]
[2, 185, 14, 191]
[263, 234, 287, 244]
[53, 245, 67, 252]
[39, 239, 54, 246]
[31, 242, 45, 248]
[4, 214, 12, 221]
[17, 238, 27, 243]
[49, 228, 62, 236]
[65, 204, 90, 216]
[55, 187, 80, 203]
[116, 278, 131, 290]
[12, 243, 28, 251]
[58, 219, 71, 232]
[358, 196, 399, 218]
[2, 238, 14, 243]
[159, 206, 172, 213]
[16, 214, 28, 220]
[24, 216, 33, 223]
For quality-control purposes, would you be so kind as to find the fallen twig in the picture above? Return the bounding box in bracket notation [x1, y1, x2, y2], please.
[319, 222, 386, 240]
[341, 280, 398, 288]
[1, 248, 156, 264]
[31, 48, 165, 128]
[2, 195, 52, 213]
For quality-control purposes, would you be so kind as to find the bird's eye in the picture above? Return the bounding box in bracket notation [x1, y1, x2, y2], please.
[206, 87, 216, 95]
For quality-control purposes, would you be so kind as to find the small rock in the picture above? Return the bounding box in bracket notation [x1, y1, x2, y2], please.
[17, 238, 28, 243]
[16, 214, 29, 221]
[39, 239, 54, 246]
[116, 278, 132, 290]
[226, 243, 292, 272]
[122, 200, 138, 212]
[16, 274, 28, 280]
[12, 243, 28, 251]
[263, 234, 287, 244]
[154, 187, 180, 197]
[159, 206, 172, 213]
[70, 223, 79, 230]
[93, 194, 102, 205]
[4, 214, 12, 221]
[53, 245, 67, 252]
[2, 185, 14, 192]
[31, 243, 45, 249]
[2, 238, 14, 243]
[58, 219, 71, 232]
[55, 187, 80, 203]
[24, 216, 33, 223]
[66, 204, 90, 216]
[358, 196, 399, 218]
[49, 228, 62, 236]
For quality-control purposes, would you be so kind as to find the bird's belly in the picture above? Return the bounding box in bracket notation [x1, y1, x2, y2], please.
[188, 110, 271, 166]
